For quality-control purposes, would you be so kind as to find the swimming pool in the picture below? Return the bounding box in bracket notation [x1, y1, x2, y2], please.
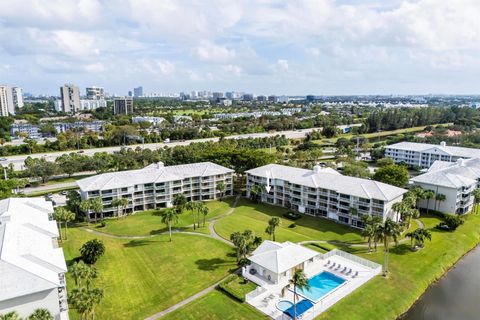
[294, 271, 346, 302]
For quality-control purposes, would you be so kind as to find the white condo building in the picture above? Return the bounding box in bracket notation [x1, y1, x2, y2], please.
[0, 85, 15, 116]
[246, 164, 407, 229]
[385, 141, 480, 169]
[12, 87, 24, 109]
[77, 162, 234, 219]
[0, 198, 68, 320]
[410, 158, 480, 214]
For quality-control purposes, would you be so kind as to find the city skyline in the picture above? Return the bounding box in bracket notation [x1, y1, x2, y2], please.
[1, 0, 479, 95]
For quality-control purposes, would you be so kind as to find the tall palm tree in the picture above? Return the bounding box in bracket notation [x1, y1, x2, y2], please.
[200, 205, 209, 227]
[267, 217, 280, 241]
[424, 190, 435, 214]
[172, 193, 187, 214]
[28, 308, 53, 320]
[361, 215, 381, 252]
[111, 198, 123, 217]
[472, 188, 480, 214]
[53, 207, 66, 241]
[406, 228, 432, 250]
[216, 181, 226, 200]
[378, 218, 402, 276]
[160, 208, 179, 242]
[249, 184, 264, 203]
[62, 209, 75, 240]
[435, 193, 446, 212]
[185, 201, 198, 230]
[289, 269, 310, 320]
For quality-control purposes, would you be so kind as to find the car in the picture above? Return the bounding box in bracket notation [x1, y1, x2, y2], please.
[0, 158, 7, 161]
[77, 150, 85, 153]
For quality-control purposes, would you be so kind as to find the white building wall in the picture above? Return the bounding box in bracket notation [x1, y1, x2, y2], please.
[412, 182, 466, 214]
[0, 289, 64, 320]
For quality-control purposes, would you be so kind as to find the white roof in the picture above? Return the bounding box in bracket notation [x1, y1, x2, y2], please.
[249, 241, 318, 274]
[411, 158, 480, 188]
[386, 141, 480, 158]
[0, 198, 66, 301]
[77, 162, 234, 192]
[246, 164, 406, 201]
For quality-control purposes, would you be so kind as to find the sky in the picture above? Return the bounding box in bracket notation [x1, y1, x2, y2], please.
[1, 0, 480, 96]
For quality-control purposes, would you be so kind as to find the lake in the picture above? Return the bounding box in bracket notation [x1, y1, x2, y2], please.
[402, 245, 480, 320]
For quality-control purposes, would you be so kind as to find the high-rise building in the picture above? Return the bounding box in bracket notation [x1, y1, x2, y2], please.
[86, 86, 105, 100]
[0, 86, 14, 116]
[133, 86, 143, 97]
[60, 84, 81, 114]
[113, 97, 134, 115]
[11, 87, 24, 109]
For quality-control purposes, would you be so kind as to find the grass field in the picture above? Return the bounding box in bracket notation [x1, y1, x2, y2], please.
[317, 213, 480, 320]
[96, 198, 234, 236]
[44, 174, 95, 185]
[63, 228, 236, 320]
[161, 290, 267, 320]
[214, 199, 364, 243]
[26, 185, 79, 197]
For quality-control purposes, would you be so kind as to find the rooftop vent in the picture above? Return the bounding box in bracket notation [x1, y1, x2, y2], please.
[440, 141, 447, 147]
[457, 158, 465, 166]
[313, 165, 322, 173]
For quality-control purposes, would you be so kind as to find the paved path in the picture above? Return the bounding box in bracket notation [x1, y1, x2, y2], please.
[24, 181, 78, 195]
[208, 195, 240, 246]
[82, 226, 214, 240]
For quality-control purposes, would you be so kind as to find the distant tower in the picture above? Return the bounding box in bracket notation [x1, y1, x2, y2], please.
[0, 86, 14, 116]
[60, 84, 81, 114]
[85, 86, 105, 100]
[113, 97, 134, 115]
[133, 86, 143, 98]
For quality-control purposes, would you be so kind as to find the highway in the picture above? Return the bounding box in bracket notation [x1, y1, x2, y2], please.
[1, 128, 317, 170]
[2, 124, 360, 170]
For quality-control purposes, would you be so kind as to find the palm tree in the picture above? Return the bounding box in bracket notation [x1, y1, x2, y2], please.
[111, 197, 129, 217]
[200, 204, 209, 227]
[70, 261, 98, 287]
[435, 193, 446, 212]
[289, 269, 310, 320]
[406, 228, 432, 250]
[361, 215, 382, 252]
[249, 184, 264, 203]
[0, 311, 21, 320]
[53, 207, 65, 241]
[28, 308, 53, 320]
[392, 201, 405, 224]
[69, 286, 103, 320]
[216, 181, 226, 200]
[265, 224, 275, 240]
[230, 231, 248, 262]
[80, 199, 92, 222]
[266, 217, 280, 241]
[378, 218, 402, 276]
[90, 198, 104, 223]
[160, 208, 179, 242]
[185, 201, 198, 230]
[172, 193, 187, 214]
[424, 190, 435, 214]
[62, 209, 75, 240]
[472, 188, 480, 214]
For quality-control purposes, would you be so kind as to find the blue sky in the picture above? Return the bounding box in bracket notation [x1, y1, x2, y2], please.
[1, 0, 479, 96]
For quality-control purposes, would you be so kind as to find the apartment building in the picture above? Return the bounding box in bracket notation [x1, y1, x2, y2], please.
[11, 87, 24, 109]
[79, 99, 107, 111]
[77, 162, 234, 219]
[385, 141, 480, 169]
[86, 86, 105, 100]
[11, 121, 105, 138]
[245, 164, 407, 229]
[0, 85, 14, 116]
[0, 198, 68, 319]
[60, 84, 81, 114]
[113, 97, 133, 115]
[410, 158, 480, 214]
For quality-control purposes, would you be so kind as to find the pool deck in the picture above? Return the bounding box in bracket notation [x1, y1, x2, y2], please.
[244, 249, 381, 319]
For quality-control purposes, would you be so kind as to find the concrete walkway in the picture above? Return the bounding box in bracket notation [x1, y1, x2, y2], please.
[208, 195, 240, 246]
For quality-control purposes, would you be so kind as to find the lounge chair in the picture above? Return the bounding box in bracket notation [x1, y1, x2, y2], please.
[352, 271, 359, 278]
[335, 264, 341, 270]
[341, 266, 347, 273]
[346, 268, 352, 275]
[324, 260, 330, 267]
[329, 262, 336, 269]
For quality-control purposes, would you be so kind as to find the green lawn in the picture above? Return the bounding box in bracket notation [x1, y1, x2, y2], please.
[317, 213, 480, 320]
[95, 198, 234, 236]
[63, 228, 236, 320]
[214, 199, 363, 243]
[44, 174, 95, 185]
[162, 290, 267, 320]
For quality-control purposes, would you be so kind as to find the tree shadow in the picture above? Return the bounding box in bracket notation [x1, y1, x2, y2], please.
[150, 228, 167, 235]
[195, 258, 235, 271]
[390, 244, 411, 255]
[123, 239, 158, 247]
[66, 256, 82, 267]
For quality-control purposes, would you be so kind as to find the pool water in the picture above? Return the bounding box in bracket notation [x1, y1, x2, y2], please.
[276, 300, 293, 311]
[295, 271, 346, 302]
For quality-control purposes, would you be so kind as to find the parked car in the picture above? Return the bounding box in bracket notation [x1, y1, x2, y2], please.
[0, 158, 7, 161]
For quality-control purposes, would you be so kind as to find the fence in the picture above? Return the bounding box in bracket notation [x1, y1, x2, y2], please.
[321, 249, 381, 270]
[245, 286, 267, 302]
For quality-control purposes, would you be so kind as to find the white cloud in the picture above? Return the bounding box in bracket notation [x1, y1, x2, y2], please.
[277, 59, 289, 71]
[193, 42, 236, 63]
[222, 64, 242, 76]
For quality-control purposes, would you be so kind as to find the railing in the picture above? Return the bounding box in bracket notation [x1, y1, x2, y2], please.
[245, 286, 268, 302]
[322, 249, 381, 271]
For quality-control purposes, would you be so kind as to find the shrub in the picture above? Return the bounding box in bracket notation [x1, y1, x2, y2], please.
[283, 211, 302, 220]
[80, 239, 106, 264]
[98, 220, 107, 228]
[218, 274, 257, 302]
[444, 214, 464, 231]
[288, 223, 296, 228]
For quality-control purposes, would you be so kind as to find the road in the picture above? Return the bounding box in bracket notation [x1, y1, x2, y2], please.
[1, 124, 361, 170]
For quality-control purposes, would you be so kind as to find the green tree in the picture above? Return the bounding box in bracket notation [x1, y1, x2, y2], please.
[69, 286, 103, 320]
[67, 190, 82, 215]
[28, 308, 53, 320]
[424, 190, 435, 214]
[53, 207, 75, 241]
[172, 193, 187, 214]
[289, 269, 310, 320]
[70, 261, 98, 287]
[200, 204, 209, 227]
[249, 184, 264, 203]
[160, 208, 179, 242]
[80, 239, 105, 264]
[266, 217, 280, 241]
[216, 181, 226, 199]
[0, 178, 28, 199]
[472, 188, 480, 214]
[230, 230, 262, 264]
[342, 162, 371, 178]
[435, 193, 446, 212]
[0, 311, 21, 320]
[406, 228, 432, 250]
[372, 164, 409, 187]
[111, 197, 129, 217]
[361, 215, 382, 252]
[378, 218, 402, 276]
